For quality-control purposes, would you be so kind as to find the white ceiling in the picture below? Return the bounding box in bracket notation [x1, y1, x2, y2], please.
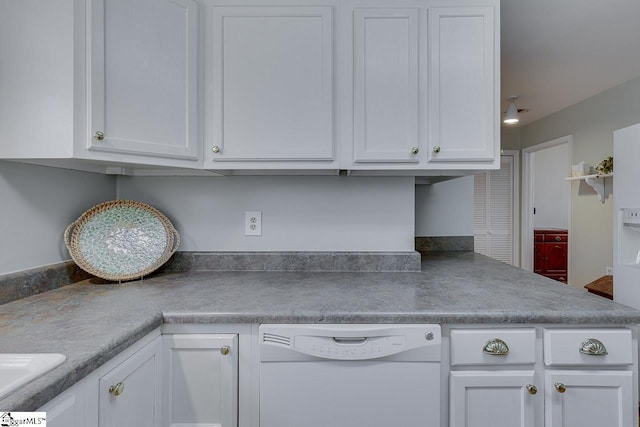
[501, 0, 640, 126]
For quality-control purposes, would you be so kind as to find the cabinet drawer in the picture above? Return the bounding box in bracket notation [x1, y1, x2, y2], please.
[544, 273, 567, 283]
[543, 328, 633, 366]
[450, 329, 536, 366]
[545, 234, 567, 243]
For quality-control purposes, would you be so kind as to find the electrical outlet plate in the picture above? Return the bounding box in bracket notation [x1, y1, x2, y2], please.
[622, 208, 640, 226]
[245, 211, 262, 236]
[606, 266, 613, 276]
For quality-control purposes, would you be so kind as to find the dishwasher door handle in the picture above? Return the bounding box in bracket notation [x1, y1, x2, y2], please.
[333, 337, 368, 345]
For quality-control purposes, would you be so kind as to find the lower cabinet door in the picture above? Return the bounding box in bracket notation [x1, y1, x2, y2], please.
[98, 336, 162, 427]
[39, 379, 88, 427]
[450, 371, 538, 427]
[163, 334, 238, 427]
[544, 243, 567, 273]
[545, 370, 634, 427]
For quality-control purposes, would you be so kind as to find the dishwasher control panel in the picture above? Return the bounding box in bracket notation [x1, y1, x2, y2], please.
[260, 324, 441, 362]
[295, 335, 406, 359]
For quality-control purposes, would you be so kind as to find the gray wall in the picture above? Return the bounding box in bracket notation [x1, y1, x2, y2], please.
[117, 175, 416, 252]
[0, 161, 115, 275]
[415, 176, 474, 237]
[521, 74, 640, 288]
[501, 126, 522, 151]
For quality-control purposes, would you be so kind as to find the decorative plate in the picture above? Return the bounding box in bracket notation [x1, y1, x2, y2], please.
[64, 200, 180, 282]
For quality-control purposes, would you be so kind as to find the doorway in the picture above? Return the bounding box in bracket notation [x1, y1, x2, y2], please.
[521, 136, 572, 282]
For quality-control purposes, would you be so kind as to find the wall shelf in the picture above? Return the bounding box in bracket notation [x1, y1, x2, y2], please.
[565, 173, 613, 203]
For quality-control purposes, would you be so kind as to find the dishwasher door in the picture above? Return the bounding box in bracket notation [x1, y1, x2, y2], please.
[259, 324, 441, 427]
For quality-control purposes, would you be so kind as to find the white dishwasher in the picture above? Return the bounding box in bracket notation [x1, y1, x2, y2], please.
[259, 324, 441, 427]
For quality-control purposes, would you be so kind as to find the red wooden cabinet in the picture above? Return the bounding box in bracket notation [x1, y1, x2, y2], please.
[533, 229, 568, 283]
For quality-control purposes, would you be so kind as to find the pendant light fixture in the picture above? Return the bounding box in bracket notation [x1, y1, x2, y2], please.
[503, 96, 520, 125]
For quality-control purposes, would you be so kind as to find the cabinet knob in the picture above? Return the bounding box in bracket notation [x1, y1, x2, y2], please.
[432, 146, 441, 154]
[93, 131, 105, 142]
[554, 382, 566, 393]
[220, 345, 230, 356]
[579, 338, 608, 356]
[555, 236, 562, 241]
[411, 147, 420, 155]
[108, 382, 124, 396]
[212, 146, 221, 154]
[482, 338, 509, 355]
[525, 384, 537, 395]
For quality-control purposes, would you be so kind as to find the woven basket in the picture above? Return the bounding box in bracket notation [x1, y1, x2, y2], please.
[64, 200, 180, 282]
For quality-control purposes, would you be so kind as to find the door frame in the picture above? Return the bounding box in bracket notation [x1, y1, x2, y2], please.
[503, 150, 521, 267]
[521, 136, 573, 277]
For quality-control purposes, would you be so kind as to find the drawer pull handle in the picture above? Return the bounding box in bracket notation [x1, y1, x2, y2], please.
[220, 345, 230, 356]
[526, 384, 537, 395]
[579, 338, 608, 356]
[483, 338, 509, 355]
[555, 236, 562, 241]
[554, 382, 566, 393]
[108, 382, 124, 396]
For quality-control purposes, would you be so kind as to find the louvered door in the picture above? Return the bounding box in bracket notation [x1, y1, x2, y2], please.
[474, 155, 515, 264]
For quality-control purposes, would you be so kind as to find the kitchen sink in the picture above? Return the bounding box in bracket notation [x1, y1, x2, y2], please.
[0, 353, 66, 399]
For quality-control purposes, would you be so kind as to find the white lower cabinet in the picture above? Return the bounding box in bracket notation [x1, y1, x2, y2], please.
[449, 328, 540, 427]
[98, 336, 162, 427]
[38, 329, 162, 427]
[450, 371, 537, 427]
[39, 378, 89, 427]
[162, 334, 239, 427]
[545, 370, 634, 427]
[543, 328, 636, 427]
[38, 325, 639, 427]
[448, 326, 638, 427]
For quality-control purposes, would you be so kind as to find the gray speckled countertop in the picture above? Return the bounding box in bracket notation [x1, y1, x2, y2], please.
[1, 252, 639, 411]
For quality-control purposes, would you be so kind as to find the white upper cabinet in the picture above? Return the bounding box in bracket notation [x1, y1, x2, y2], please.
[343, 0, 499, 172]
[0, 0, 499, 175]
[427, 6, 497, 165]
[205, 4, 336, 169]
[0, 0, 76, 160]
[89, 0, 200, 162]
[352, 8, 420, 163]
[0, 0, 201, 172]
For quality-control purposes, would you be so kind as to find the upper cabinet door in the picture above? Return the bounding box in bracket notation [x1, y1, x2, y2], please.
[428, 6, 497, 163]
[352, 8, 420, 163]
[89, 0, 199, 160]
[206, 6, 334, 163]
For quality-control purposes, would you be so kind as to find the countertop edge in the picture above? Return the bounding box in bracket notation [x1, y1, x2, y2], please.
[162, 312, 640, 325]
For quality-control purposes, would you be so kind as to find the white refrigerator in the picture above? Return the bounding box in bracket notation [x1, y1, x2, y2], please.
[613, 122, 640, 309]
